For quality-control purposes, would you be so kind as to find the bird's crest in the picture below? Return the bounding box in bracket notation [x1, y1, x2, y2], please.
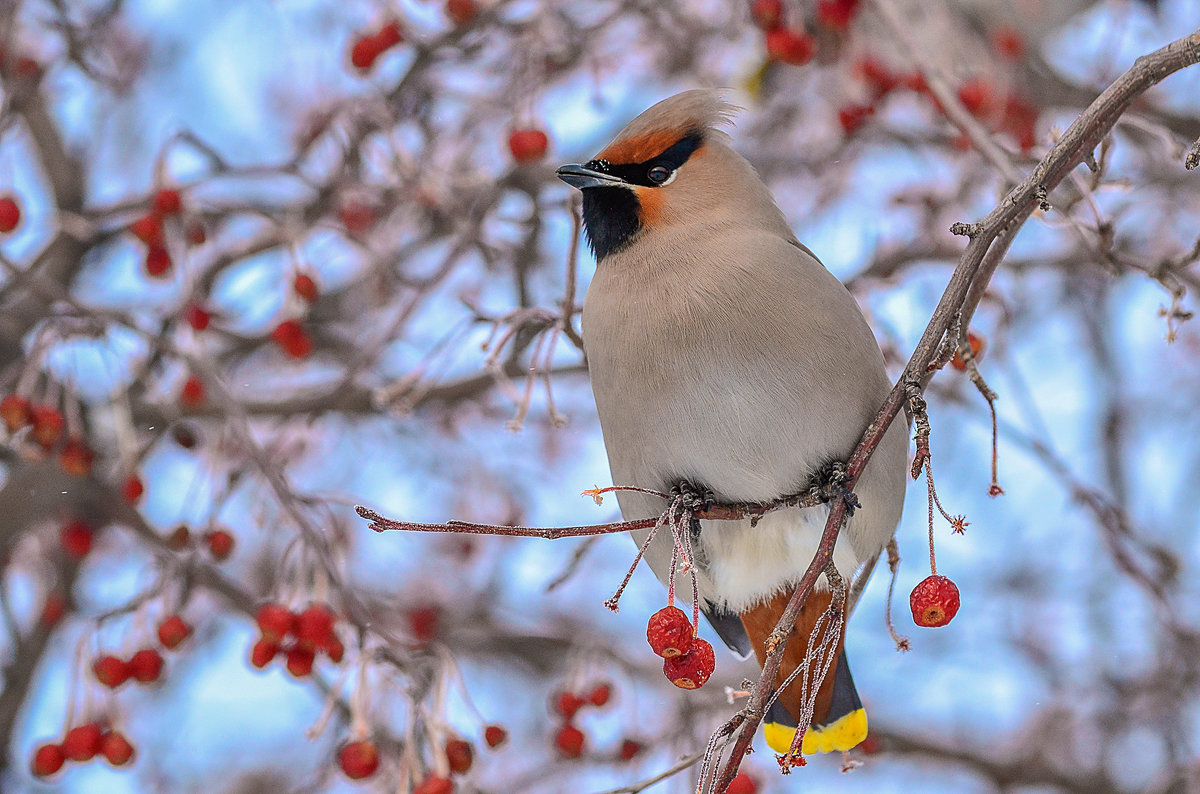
[596, 89, 738, 166]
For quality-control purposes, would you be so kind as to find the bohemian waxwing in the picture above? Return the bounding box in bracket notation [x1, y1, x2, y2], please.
[557, 89, 908, 755]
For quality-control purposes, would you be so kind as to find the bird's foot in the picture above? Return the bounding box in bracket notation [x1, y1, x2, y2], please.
[669, 481, 716, 514]
[807, 460, 861, 516]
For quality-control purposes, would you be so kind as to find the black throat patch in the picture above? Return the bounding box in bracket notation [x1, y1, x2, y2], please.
[581, 187, 641, 261]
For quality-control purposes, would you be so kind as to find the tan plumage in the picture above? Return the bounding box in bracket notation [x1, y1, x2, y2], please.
[558, 90, 907, 753]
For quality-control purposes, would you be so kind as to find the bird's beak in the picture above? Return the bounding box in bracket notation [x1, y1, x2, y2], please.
[556, 163, 628, 190]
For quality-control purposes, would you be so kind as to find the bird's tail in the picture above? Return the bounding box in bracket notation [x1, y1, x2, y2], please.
[739, 587, 867, 755]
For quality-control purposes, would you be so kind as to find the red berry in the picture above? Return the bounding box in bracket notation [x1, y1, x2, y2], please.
[0, 195, 20, 232]
[293, 272, 318, 302]
[250, 638, 279, 669]
[145, 244, 172, 277]
[950, 330, 986, 370]
[552, 690, 585, 720]
[271, 319, 313, 359]
[446, 0, 477, 26]
[172, 424, 198, 448]
[30, 405, 64, 448]
[727, 770, 759, 794]
[186, 221, 207, 246]
[663, 637, 715, 689]
[1, 393, 30, 431]
[445, 738, 473, 774]
[60, 521, 93, 560]
[646, 605, 693, 658]
[180, 375, 205, 407]
[750, 0, 783, 30]
[618, 739, 642, 761]
[255, 603, 297, 642]
[507, 129, 549, 164]
[40, 591, 66, 626]
[414, 775, 454, 794]
[957, 78, 992, 116]
[166, 525, 191, 550]
[990, 26, 1024, 59]
[408, 605, 439, 644]
[910, 574, 960, 627]
[350, 34, 384, 71]
[128, 648, 164, 683]
[95, 656, 130, 688]
[205, 528, 234, 560]
[339, 739, 380, 779]
[484, 724, 507, 749]
[587, 682, 611, 707]
[378, 21, 404, 49]
[816, 0, 860, 31]
[62, 723, 103, 761]
[286, 645, 315, 677]
[1000, 95, 1038, 153]
[765, 28, 815, 66]
[58, 437, 95, 477]
[122, 473, 144, 504]
[153, 188, 182, 215]
[157, 614, 192, 649]
[100, 731, 135, 766]
[855, 57, 898, 98]
[185, 303, 211, 331]
[902, 72, 929, 95]
[31, 743, 65, 777]
[339, 201, 376, 235]
[553, 724, 585, 759]
[295, 603, 336, 651]
[326, 637, 345, 663]
[838, 104, 874, 135]
[129, 213, 163, 246]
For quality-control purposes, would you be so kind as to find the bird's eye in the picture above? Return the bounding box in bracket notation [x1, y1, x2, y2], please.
[647, 165, 672, 184]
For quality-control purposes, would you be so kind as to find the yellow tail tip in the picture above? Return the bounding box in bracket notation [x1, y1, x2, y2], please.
[763, 708, 869, 755]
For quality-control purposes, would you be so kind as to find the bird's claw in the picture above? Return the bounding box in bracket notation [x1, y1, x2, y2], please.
[669, 481, 716, 513]
[808, 461, 860, 516]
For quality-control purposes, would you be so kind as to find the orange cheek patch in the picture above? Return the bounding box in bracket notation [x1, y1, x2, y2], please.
[596, 131, 680, 167]
[634, 186, 665, 227]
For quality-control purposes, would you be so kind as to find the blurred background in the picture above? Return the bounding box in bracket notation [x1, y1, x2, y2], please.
[1, 0, 1199, 791]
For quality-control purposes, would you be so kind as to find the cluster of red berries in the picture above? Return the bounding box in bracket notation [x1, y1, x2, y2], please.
[548, 681, 611, 759]
[31, 724, 135, 778]
[0, 194, 21, 233]
[750, 0, 814, 66]
[163, 523, 234, 560]
[92, 648, 164, 688]
[508, 128, 549, 164]
[647, 606, 715, 690]
[251, 602, 344, 676]
[128, 188, 191, 278]
[1, 396, 99, 477]
[349, 21, 403, 72]
[91, 614, 190, 690]
[338, 726, 506, 788]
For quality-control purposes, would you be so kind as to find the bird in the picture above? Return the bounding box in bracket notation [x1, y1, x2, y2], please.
[556, 89, 908, 756]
